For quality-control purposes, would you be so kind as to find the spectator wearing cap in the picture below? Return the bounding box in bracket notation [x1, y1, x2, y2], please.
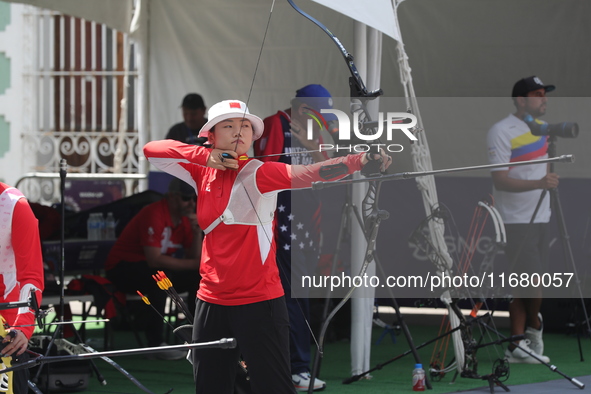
[166, 93, 208, 144]
[105, 178, 202, 360]
[252, 84, 338, 391]
[487, 75, 558, 364]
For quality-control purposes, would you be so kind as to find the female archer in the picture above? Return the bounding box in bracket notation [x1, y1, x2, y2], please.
[143, 99, 391, 394]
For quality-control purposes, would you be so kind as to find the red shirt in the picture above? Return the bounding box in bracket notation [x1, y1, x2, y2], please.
[105, 199, 193, 270]
[0, 183, 44, 339]
[143, 140, 363, 306]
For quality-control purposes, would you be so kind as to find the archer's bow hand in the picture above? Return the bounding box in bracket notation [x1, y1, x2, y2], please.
[361, 149, 392, 177]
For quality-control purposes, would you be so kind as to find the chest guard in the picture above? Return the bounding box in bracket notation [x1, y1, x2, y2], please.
[204, 160, 277, 234]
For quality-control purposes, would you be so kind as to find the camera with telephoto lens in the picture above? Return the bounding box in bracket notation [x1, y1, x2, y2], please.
[523, 114, 579, 139]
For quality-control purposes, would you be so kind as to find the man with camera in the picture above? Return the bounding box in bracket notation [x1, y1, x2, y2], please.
[486, 76, 558, 364]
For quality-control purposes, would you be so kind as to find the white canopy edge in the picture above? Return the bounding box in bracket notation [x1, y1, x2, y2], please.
[312, 0, 400, 43]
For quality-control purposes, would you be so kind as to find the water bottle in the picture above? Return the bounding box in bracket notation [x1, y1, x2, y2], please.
[87, 213, 99, 240]
[87, 213, 94, 240]
[93, 213, 101, 240]
[412, 363, 425, 391]
[97, 213, 106, 240]
[105, 212, 116, 239]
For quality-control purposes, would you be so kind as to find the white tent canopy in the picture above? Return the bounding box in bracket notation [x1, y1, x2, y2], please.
[310, 0, 400, 42]
[5, 0, 590, 178]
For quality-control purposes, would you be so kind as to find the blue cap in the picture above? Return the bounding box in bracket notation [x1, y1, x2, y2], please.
[415, 363, 422, 369]
[295, 84, 337, 122]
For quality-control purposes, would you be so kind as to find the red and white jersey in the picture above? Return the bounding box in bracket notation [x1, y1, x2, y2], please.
[105, 199, 194, 271]
[144, 140, 363, 306]
[0, 183, 44, 339]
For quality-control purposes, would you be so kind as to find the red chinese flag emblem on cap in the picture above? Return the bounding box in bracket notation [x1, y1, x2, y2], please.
[229, 102, 242, 109]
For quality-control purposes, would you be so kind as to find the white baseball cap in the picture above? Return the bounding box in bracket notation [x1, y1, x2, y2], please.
[198, 100, 264, 140]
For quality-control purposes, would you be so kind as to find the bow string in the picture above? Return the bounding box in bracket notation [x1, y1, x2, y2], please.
[228, 0, 387, 358]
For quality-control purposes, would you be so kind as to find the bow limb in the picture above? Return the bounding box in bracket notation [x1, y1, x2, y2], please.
[285, 0, 381, 99]
[317, 181, 384, 343]
[311, 180, 386, 389]
[307, 180, 387, 394]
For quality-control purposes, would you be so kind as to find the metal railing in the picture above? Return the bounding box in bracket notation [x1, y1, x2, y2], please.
[19, 7, 141, 203]
[16, 172, 147, 206]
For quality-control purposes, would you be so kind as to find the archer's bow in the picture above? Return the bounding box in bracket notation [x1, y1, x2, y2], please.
[286, 0, 382, 100]
[284, 1, 393, 391]
[237, 1, 403, 385]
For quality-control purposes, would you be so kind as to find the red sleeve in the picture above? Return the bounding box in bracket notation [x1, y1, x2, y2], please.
[256, 153, 364, 193]
[143, 140, 210, 192]
[12, 199, 44, 339]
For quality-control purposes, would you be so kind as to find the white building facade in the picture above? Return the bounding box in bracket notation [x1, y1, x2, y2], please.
[0, 1, 139, 204]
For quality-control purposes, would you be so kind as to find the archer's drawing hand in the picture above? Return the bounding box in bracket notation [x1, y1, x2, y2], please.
[208, 149, 239, 170]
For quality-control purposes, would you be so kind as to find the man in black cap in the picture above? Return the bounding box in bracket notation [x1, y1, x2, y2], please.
[166, 93, 208, 144]
[486, 76, 558, 364]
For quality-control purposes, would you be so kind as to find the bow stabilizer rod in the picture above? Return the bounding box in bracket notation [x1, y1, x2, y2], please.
[1, 339, 237, 374]
[313, 154, 575, 190]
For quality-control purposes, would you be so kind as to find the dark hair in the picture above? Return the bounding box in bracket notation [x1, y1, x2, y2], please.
[168, 178, 194, 197]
